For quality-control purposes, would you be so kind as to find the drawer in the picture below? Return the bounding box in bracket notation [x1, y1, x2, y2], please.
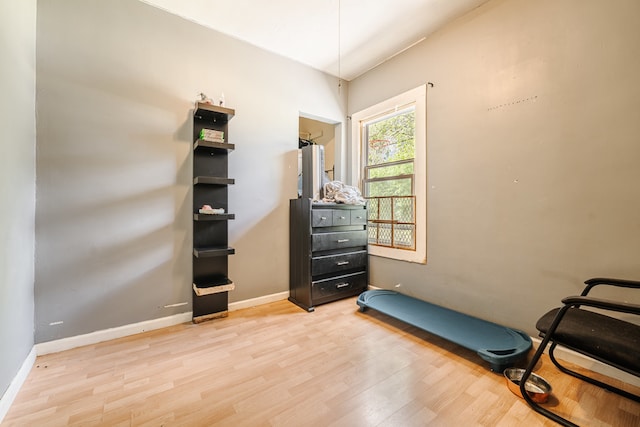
[311, 209, 333, 227]
[350, 209, 367, 225]
[332, 210, 350, 226]
[312, 272, 368, 301]
[311, 250, 367, 276]
[311, 230, 368, 252]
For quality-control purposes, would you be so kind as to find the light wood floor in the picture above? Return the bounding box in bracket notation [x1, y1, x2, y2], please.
[3, 296, 639, 426]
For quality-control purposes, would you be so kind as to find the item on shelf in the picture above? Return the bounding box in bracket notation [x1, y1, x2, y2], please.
[219, 92, 225, 106]
[197, 92, 212, 104]
[198, 205, 225, 215]
[322, 181, 366, 205]
[199, 128, 225, 143]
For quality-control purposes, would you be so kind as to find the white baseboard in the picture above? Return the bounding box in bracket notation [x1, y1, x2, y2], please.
[0, 346, 36, 424]
[35, 291, 290, 356]
[229, 291, 289, 311]
[35, 312, 193, 356]
[531, 337, 640, 388]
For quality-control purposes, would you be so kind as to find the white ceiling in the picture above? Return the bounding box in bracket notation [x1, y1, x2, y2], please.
[141, 0, 489, 81]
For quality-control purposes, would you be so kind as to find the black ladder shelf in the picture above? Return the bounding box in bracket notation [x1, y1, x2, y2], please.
[192, 102, 236, 323]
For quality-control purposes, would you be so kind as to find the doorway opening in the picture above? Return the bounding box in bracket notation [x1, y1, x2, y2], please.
[298, 115, 341, 198]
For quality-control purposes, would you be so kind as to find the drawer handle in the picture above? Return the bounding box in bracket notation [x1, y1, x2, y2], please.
[336, 282, 350, 288]
[355, 216, 362, 219]
[339, 216, 346, 219]
[320, 216, 327, 220]
[337, 239, 350, 243]
[337, 261, 350, 266]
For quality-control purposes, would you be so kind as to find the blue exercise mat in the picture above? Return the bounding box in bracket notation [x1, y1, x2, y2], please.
[357, 289, 532, 371]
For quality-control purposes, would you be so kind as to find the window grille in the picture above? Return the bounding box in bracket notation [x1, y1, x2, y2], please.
[366, 195, 416, 250]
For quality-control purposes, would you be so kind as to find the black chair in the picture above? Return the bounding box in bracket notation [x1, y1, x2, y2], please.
[521, 277, 640, 427]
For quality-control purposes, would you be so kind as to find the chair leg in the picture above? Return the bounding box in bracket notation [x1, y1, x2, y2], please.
[548, 343, 640, 403]
[520, 337, 579, 427]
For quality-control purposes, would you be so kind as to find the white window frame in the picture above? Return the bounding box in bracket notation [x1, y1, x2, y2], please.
[351, 85, 427, 264]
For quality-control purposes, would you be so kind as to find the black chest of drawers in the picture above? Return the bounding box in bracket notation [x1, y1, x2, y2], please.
[289, 198, 368, 311]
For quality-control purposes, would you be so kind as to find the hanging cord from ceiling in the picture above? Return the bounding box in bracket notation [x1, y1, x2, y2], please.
[338, 0, 342, 92]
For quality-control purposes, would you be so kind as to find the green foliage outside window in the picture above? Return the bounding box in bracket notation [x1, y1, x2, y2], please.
[365, 178, 412, 198]
[366, 109, 415, 166]
[365, 108, 415, 198]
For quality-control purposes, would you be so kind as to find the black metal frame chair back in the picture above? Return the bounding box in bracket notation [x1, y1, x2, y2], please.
[520, 277, 640, 427]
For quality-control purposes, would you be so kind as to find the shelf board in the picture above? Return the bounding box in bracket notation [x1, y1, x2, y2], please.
[193, 246, 235, 258]
[193, 176, 235, 185]
[193, 213, 235, 221]
[194, 275, 232, 287]
[193, 279, 235, 296]
[194, 102, 235, 122]
[193, 139, 235, 152]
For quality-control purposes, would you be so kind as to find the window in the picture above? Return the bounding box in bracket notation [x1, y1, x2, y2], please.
[364, 107, 416, 250]
[351, 85, 426, 263]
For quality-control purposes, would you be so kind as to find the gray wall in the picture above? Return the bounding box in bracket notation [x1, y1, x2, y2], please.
[0, 0, 37, 398]
[348, 0, 640, 334]
[35, 0, 346, 343]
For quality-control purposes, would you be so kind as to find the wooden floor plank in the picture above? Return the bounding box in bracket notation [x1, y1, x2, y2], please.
[3, 296, 639, 426]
